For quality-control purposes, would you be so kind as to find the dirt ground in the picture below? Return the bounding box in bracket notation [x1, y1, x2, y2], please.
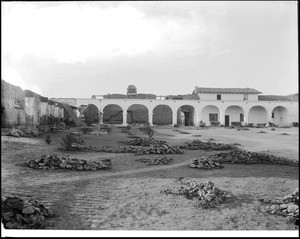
[1, 125, 299, 233]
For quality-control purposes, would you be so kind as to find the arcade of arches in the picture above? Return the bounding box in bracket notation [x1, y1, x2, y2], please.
[78, 103, 290, 127]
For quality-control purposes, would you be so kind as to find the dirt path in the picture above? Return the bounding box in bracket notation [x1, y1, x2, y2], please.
[17, 158, 196, 187]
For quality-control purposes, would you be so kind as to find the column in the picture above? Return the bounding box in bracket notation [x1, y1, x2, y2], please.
[243, 110, 249, 124]
[148, 112, 153, 126]
[219, 109, 225, 126]
[122, 111, 127, 126]
[172, 113, 177, 126]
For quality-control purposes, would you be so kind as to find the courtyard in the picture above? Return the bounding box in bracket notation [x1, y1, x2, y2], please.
[1, 124, 298, 231]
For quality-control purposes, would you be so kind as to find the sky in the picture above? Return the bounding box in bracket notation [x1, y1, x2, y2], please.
[1, 1, 298, 98]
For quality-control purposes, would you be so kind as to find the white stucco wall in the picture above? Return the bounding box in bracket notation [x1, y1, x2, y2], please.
[225, 106, 244, 125]
[248, 106, 268, 124]
[248, 94, 258, 101]
[56, 97, 298, 126]
[201, 105, 220, 126]
[197, 93, 259, 102]
[40, 102, 48, 117]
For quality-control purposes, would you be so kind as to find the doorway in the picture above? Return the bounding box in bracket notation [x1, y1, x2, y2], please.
[184, 112, 190, 126]
[225, 115, 230, 126]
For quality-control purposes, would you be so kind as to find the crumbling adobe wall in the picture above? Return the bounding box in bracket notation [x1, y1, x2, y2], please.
[1, 80, 26, 128]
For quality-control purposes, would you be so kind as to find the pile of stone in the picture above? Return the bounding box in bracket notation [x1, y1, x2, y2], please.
[120, 137, 167, 147]
[1, 195, 55, 229]
[135, 156, 174, 165]
[212, 150, 298, 166]
[179, 140, 238, 151]
[259, 189, 299, 225]
[70, 143, 184, 155]
[19, 154, 112, 171]
[7, 127, 40, 138]
[189, 156, 224, 169]
[161, 178, 230, 208]
[74, 137, 84, 144]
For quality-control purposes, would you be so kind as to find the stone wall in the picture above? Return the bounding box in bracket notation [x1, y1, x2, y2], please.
[1, 80, 26, 128]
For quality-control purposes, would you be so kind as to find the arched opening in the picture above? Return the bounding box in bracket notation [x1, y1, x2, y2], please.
[103, 104, 123, 124]
[201, 105, 220, 126]
[225, 105, 244, 127]
[271, 106, 289, 126]
[177, 105, 196, 126]
[82, 104, 99, 126]
[153, 105, 173, 125]
[248, 106, 268, 125]
[127, 104, 149, 124]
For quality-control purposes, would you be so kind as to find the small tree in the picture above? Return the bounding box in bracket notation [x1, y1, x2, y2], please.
[45, 134, 51, 145]
[146, 125, 154, 138]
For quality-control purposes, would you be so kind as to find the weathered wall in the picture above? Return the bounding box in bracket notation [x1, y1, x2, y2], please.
[198, 93, 258, 102]
[225, 106, 244, 125]
[25, 95, 41, 126]
[127, 105, 148, 124]
[248, 106, 268, 124]
[153, 105, 172, 125]
[1, 80, 26, 128]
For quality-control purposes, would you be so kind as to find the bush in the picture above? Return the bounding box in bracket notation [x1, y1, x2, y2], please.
[199, 121, 206, 127]
[125, 125, 131, 130]
[45, 135, 51, 145]
[173, 124, 179, 128]
[145, 126, 154, 138]
[60, 134, 77, 151]
[80, 127, 93, 134]
[292, 122, 299, 127]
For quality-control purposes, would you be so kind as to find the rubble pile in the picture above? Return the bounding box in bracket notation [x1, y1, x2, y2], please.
[120, 137, 167, 147]
[7, 127, 41, 138]
[70, 142, 184, 155]
[1, 195, 55, 229]
[161, 178, 230, 208]
[135, 156, 174, 165]
[212, 150, 299, 166]
[179, 140, 238, 151]
[19, 154, 112, 171]
[189, 156, 224, 169]
[259, 189, 299, 225]
[74, 137, 84, 144]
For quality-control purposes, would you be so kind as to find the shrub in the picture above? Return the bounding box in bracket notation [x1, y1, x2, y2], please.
[80, 127, 93, 134]
[292, 122, 299, 127]
[173, 124, 179, 128]
[145, 126, 154, 138]
[60, 134, 77, 151]
[125, 125, 131, 130]
[199, 121, 206, 127]
[45, 135, 51, 145]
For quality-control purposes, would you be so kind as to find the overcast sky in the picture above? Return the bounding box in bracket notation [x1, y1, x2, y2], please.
[1, 1, 298, 98]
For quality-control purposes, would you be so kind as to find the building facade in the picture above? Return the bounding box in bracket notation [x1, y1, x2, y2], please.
[55, 86, 298, 127]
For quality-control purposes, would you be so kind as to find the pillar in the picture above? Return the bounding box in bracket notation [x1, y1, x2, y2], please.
[219, 109, 225, 126]
[243, 110, 249, 124]
[122, 110, 127, 126]
[148, 112, 153, 126]
[172, 113, 177, 126]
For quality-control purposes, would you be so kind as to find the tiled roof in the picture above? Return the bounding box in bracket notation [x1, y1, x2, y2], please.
[286, 93, 298, 101]
[194, 87, 262, 94]
[258, 95, 293, 101]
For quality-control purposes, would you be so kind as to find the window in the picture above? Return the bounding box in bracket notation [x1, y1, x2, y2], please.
[209, 113, 218, 122]
[240, 113, 244, 122]
[243, 94, 248, 101]
[217, 94, 221, 100]
[271, 113, 274, 118]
